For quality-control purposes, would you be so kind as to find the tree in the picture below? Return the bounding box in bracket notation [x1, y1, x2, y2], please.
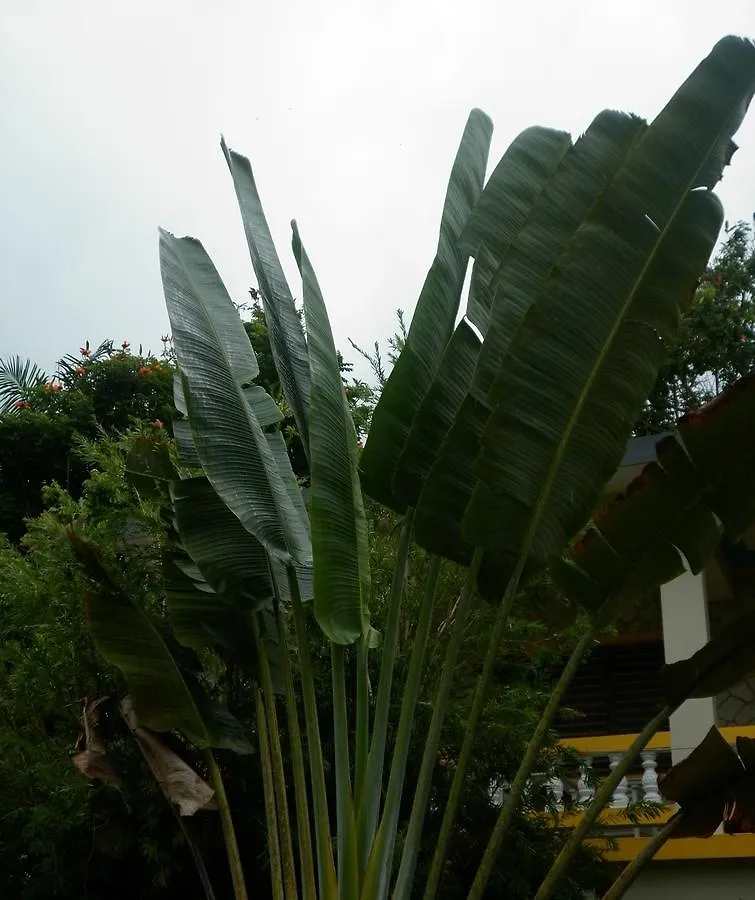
[0, 334, 608, 897]
[20, 34, 755, 900]
[0, 342, 174, 541]
[637, 220, 755, 433]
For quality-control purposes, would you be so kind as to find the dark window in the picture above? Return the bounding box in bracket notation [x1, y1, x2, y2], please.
[555, 641, 669, 737]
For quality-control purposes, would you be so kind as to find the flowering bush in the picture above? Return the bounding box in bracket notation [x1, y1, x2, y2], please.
[0, 342, 174, 540]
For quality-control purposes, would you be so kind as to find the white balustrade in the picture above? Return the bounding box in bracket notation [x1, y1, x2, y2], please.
[640, 749, 662, 802]
[493, 747, 668, 819]
[548, 775, 564, 809]
[608, 753, 630, 808]
[577, 756, 595, 804]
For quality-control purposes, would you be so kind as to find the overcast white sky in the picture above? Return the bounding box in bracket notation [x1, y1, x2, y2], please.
[2, 1, 755, 379]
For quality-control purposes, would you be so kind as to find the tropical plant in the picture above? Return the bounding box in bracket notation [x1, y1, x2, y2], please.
[637, 219, 755, 433]
[0, 354, 47, 414]
[73, 35, 755, 900]
[0, 343, 174, 541]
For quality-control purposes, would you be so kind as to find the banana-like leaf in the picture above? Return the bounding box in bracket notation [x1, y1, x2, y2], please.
[359, 109, 493, 511]
[414, 111, 646, 572]
[459, 126, 571, 333]
[393, 320, 481, 507]
[661, 608, 755, 707]
[661, 728, 755, 838]
[266, 431, 314, 604]
[173, 419, 201, 468]
[171, 476, 274, 603]
[394, 126, 573, 509]
[552, 374, 755, 621]
[292, 222, 370, 644]
[69, 529, 251, 753]
[464, 37, 755, 575]
[221, 139, 311, 456]
[159, 230, 311, 567]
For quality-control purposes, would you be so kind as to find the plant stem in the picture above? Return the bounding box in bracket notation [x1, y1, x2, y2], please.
[355, 634, 369, 809]
[467, 625, 596, 900]
[277, 602, 317, 900]
[175, 813, 218, 900]
[362, 554, 442, 900]
[393, 550, 482, 900]
[602, 814, 681, 900]
[291, 571, 338, 897]
[534, 704, 673, 900]
[422, 569, 522, 900]
[358, 508, 415, 870]
[253, 614, 299, 900]
[332, 643, 359, 899]
[254, 689, 284, 900]
[205, 749, 249, 900]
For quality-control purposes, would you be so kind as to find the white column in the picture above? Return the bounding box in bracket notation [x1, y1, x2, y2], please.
[548, 775, 564, 809]
[609, 754, 629, 808]
[577, 758, 594, 804]
[640, 750, 661, 802]
[660, 568, 716, 764]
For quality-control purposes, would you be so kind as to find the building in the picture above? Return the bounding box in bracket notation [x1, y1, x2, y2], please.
[554, 434, 755, 899]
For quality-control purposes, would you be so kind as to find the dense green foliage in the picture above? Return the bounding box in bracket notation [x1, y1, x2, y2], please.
[0, 343, 173, 540]
[0, 324, 609, 898]
[3, 227, 755, 898]
[0, 429, 607, 899]
[5, 38, 755, 900]
[637, 222, 755, 433]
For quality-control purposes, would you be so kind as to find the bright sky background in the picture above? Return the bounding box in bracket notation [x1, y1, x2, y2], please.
[2, 1, 755, 379]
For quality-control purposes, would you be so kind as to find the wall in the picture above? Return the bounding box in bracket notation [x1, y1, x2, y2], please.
[625, 861, 755, 899]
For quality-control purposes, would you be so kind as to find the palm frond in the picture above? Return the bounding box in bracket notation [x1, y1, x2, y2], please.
[0, 355, 47, 414]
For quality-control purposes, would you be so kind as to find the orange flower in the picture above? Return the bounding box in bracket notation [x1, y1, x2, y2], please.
[14, 399, 30, 410]
[74, 366, 86, 376]
[138, 366, 152, 376]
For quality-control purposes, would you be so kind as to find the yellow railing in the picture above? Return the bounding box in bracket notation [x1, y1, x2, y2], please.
[555, 726, 755, 861]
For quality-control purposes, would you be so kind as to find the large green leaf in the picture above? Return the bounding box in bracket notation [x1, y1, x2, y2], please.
[172, 476, 273, 601]
[221, 139, 311, 456]
[69, 529, 251, 753]
[552, 374, 755, 620]
[393, 320, 481, 507]
[159, 230, 311, 567]
[359, 109, 493, 511]
[459, 126, 572, 333]
[265, 431, 314, 604]
[464, 37, 755, 575]
[393, 126, 573, 509]
[413, 111, 646, 572]
[292, 222, 370, 644]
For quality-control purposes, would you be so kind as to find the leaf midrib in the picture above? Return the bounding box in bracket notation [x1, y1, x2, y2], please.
[500, 108, 738, 568]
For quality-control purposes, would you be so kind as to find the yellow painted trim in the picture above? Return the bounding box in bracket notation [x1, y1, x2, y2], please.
[720, 725, 755, 743]
[559, 731, 671, 754]
[560, 726, 755, 756]
[553, 806, 675, 828]
[593, 833, 755, 862]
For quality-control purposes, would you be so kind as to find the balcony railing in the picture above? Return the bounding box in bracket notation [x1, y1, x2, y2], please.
[554, 725, 755, 838]
[552, 731, 673, 835]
